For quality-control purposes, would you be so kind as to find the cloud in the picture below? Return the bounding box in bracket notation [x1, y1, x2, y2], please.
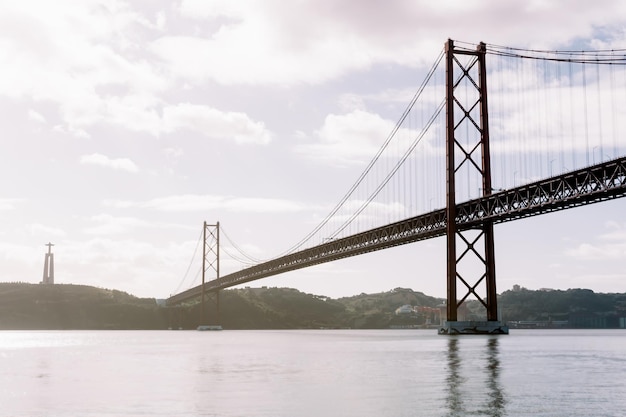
[27, 223, 66, 238]
[151, 1, 411, 86]
[0, 241, 38, 263]
[3, 1, 625, 142]
[83, 214, 150, 235]
[0, 3, 275, 143]
[0, 198, 23, 210]
[163, 147, 184, 159]
[53, 124, 91, 139]
[80, 153, 139, 173]
[162, 103, 272, 145]
[337, 94, 367, 113]
[27, 109, 46, 123]
[565, 222, 626, 261]
[600, 222, 626, 241]
[82, 214, 195, 236]
[0, 1, 168, 134]
[294, 110, 396, 166]
[105, 194, 311, 213]
[565, 243, 624, 261]
[146, 0, 626, 87]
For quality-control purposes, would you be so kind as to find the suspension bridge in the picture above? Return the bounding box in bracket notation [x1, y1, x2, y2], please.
[166, 39, 626, 334]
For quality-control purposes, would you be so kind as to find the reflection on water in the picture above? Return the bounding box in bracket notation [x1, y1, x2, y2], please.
[486, 338, 505, 415]
[446, 337, 506, 417]
[446, 338, 463, 415]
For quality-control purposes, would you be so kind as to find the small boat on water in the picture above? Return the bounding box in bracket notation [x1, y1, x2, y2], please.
[197, 325, 223, 331]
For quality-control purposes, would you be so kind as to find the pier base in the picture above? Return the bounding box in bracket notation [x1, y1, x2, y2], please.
[197, 324, 223, 331]
[438, 321, 509, 335]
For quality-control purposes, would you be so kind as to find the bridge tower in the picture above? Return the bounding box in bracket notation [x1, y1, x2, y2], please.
[441, 40, 508, 334]
[42, 242, 55, 285]
[199, 221, 222, 330]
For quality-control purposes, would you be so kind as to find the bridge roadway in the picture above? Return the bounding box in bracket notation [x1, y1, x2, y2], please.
[166, 156, 626, 305]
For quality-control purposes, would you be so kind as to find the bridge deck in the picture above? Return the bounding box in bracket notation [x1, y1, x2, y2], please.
[166, 157, 626, 306]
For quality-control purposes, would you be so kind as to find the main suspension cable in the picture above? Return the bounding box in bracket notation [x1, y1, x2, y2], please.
[485, 43, 626, 65]
[273, 48, 446, 257]
[220, 225, 263, 264]
[330, 98, 446, 238]
[172, 227, 203, 294]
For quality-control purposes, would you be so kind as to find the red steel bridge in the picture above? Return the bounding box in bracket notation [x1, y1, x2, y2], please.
[167, 40, 626, 334]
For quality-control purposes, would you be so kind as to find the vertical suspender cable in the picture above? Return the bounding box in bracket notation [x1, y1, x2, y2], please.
[581, 62, 590, 166]
[609, 61, 616, 159]
[568, 58, 577, 170]
[557, 57, 564, 174]
[596, 53, 603, 161]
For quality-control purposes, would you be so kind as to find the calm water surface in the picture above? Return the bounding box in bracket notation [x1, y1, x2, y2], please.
[0, 329, 624, 416]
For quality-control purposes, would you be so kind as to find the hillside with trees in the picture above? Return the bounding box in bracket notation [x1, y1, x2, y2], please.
[0, 283, 166, 329]
[498, 287, 626, 328]
[193, 286, 443, 330]
[0, 283, 624, 330]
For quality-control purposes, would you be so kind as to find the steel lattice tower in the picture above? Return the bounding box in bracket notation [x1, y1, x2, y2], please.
[442, 40, 507, 334]
[200, 221, 221, 327]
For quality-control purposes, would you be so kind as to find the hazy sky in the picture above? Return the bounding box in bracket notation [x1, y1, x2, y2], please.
[2, 0, 626, 300]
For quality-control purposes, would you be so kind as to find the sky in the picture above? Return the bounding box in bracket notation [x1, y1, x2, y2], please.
[2, 0, 626, 300]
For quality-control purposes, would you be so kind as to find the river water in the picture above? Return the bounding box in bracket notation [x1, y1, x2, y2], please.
[0, 329, 623, 416]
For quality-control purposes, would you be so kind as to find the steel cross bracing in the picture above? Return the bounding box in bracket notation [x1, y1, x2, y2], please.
[444, 40, 497, 322]
[200, 222, 220, 323]
[166, 156, 626, 305]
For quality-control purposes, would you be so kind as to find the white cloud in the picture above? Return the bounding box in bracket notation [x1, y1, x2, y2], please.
[141, 194, 224, 212]
[3, 1, 624, 141]
[0, 199, 23, 211]
[83, 214, 149, 235]
[598, 221, 626, 241]
[294, 110, 395, 166]
[163, 147, 184, 159]
[150, 4, 384, 86]
[27, 109, 46, 123]
[27, 223, 67, 237]
[565, 222, 626, 261]
[565, 243, 624, 261]
[147, 0, 626, 87]
[0, 1, 167, 136]
[225, 197, 305, 213]
[163, 103, 272, 145]
[96, 94, 164, 135]
[105, 194, 310, 213]
[27, 223, 66, 238]
[53, 124, 91, 139]
[0, 241, 38, 264]
[337, 94, 367, 113]
[80, 153, 139, 173]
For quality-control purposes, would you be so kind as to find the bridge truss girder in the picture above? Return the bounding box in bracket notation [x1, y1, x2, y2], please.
[457, 158, 626, 226]
[166, 157, 626, 306]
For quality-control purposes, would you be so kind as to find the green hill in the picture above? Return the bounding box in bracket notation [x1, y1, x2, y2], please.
[0, 283, 624, 330]
[0, 283, 166, 329]
[203, 286, 442, 330]
[498, 287, 626, 328]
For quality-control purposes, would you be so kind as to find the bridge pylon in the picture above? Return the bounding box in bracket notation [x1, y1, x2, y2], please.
[440, 39, 508, 335]
[199, 221, 222, 330]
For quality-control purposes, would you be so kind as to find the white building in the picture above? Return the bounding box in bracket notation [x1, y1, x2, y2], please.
[395, 304, 414, 315]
